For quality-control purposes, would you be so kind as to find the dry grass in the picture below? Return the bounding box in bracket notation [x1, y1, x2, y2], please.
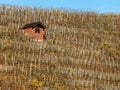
[0, 4, 120, 90]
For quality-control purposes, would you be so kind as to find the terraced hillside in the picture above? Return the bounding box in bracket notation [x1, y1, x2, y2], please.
[0, 4, 120, 90]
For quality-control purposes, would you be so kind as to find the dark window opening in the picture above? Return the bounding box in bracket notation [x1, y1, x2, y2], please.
[35, 27, 40, 33]
[43, 35, 47, 39]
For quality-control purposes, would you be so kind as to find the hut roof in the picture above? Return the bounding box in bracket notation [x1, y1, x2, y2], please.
[21, 21, 46, 29]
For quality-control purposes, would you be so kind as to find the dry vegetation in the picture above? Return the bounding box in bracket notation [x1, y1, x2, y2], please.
[0, 4, 120, 90]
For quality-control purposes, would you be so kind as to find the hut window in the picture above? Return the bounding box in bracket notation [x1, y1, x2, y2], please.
[35, 27, 40, 33]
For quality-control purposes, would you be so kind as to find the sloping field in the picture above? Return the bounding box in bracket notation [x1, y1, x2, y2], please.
[0, 4, 120, 90]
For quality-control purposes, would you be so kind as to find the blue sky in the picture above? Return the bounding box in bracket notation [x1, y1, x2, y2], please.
[0, 0, 120, 13]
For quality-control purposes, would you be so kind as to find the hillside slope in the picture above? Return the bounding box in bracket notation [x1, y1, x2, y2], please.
[0, 4, 120, 90]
